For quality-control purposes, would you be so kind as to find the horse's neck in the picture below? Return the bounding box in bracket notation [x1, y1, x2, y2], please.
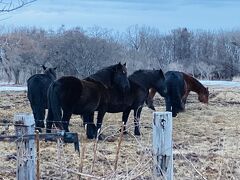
[129, 73, 152, 91]
[184, 74, 203, 94]
[131, 78, 151, 92]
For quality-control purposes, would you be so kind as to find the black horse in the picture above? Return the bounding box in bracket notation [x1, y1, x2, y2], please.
[46, 62, 130, 139]
[146, 71, 209, 117]
[83, 69, 167, 136]
[27, 65, 57, 132]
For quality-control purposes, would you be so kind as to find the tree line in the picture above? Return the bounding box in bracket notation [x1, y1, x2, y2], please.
[0, 25, 240, 84]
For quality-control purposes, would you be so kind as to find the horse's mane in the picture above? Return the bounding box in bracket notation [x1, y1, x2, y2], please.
[44, 68, 57, 81]
[182, 72, 207, 92]
[128, 70, 154, 90]
[85, 64, 117, 88]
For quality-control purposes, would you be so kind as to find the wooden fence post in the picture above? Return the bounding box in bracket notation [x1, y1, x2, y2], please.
[152, 112, 173, 180]
[14, 113, 35, 180]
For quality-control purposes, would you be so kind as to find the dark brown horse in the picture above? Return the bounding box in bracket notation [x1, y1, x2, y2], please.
[27, 65, 57, 132]
[46, 63, 130, 139]
[146, 71, 209, 117]
[83, 69, 167, 136]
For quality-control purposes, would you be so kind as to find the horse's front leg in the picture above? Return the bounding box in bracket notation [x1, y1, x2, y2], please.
[96, 109, 106, 140]
[83, 113, 96, 139]
[133, 106, 143, 136]
[165, 97, 171, 112]
[122, 108, 131, 134]
[62, 111, 72, 132]
[46, 108, 53, 133]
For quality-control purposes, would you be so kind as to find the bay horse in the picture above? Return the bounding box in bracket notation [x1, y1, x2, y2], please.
[46, 62, 130, 139]
[83, 69, 167, 136]
[27, 65, 57, 132]
[146, 71, 209, 117]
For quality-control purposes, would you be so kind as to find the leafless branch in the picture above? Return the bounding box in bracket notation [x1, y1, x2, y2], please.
[0, 0, 36, 13]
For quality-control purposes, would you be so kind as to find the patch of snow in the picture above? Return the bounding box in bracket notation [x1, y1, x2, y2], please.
[200, 80, 240, 87]
[0, 86, 27, 91]
[0, 80, 240, 92]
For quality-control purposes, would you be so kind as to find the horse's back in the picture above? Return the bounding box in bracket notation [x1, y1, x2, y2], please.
[165, 71, 184, 93]
[50, 77, 105, 114]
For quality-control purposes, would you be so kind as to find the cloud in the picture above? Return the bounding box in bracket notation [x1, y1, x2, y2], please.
[2, 0, 240, 33]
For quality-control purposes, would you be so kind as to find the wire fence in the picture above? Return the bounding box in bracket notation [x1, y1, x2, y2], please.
[1, 87, 240, 179]
[1, 116, 238, 180]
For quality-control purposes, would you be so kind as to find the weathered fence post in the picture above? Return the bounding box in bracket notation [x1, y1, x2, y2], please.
[152, 112, 173, 180]
[14, 113, 35, 180]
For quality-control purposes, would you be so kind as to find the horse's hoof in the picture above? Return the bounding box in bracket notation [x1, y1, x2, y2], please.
[172, 113, 177, 117]
[87, 135, 95, 139]
[97, 134, 105, 140]
[134, 130, 141, 136]
[149, 105, 156, 111]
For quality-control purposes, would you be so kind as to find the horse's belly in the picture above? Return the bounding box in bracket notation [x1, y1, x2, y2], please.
[72, 102, 99, 115]
[107, 104, 128, 113]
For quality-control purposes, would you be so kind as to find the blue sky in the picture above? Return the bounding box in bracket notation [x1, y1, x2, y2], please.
[1, 0, 240, 33]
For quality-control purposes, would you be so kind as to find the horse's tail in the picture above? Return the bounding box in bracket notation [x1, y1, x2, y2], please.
[27, 79, 45, 131]
[46, 82, 62, 133]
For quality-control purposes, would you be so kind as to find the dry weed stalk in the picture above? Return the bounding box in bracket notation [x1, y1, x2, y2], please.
[44, 162, 102, 179]
[90, 129, 101, 175]
[79, 134, 86, 180]
[114, 122, 124, 171]
[174, 143, 207, 180]
[57, 138, 64, 179]
[35, 130, 40, 180]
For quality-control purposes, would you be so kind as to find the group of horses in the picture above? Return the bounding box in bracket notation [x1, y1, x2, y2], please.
[27, 63, 209, 139]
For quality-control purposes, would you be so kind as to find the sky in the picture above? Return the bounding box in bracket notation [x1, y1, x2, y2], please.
[1, 0, 240, 33]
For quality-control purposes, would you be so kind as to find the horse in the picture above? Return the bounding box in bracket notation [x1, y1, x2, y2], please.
[146, 71, 209, 117]
[27, 65, 57, 132]
[83, 69, 167, 136]
[46, 62, 130, 139]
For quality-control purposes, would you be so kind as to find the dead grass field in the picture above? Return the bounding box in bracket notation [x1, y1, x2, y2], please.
[0, 86, 240, 179]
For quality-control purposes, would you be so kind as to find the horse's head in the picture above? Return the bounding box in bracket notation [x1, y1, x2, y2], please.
[152, 69, 168, 97]
[198, 87, 209, 104]
[112, 62, 130, 92]
[42, 65, 57, 80]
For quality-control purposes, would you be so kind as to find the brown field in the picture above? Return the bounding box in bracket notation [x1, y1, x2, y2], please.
[0, 86, 240, 180]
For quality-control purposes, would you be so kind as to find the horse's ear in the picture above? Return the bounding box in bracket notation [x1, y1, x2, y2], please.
[115, 62, 122, 71]
[123, 62, 126, 66]
[158, 69, 164, 76]
[41, 65, 47, 70]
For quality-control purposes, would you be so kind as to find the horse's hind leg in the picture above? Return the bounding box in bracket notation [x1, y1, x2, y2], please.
[46, 107, 53, 133]
[165, 97, 172, 112]
[134, 106, 143, 136]
[61, 111, 72, 132]
[122, 109, 131, 134]
[96, 110, 107, 140]
[83, 113, 96, 139]
[33, 106, 45, 132]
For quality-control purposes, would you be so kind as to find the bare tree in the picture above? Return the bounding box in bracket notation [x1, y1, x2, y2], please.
[0, 0, 36, 13]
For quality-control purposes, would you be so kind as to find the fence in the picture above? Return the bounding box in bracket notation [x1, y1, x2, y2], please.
[0, 111, 215, 180]
[0, 113, 80, 180]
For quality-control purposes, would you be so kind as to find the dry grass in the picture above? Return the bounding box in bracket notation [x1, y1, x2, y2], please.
[0, 86, 240, 179]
